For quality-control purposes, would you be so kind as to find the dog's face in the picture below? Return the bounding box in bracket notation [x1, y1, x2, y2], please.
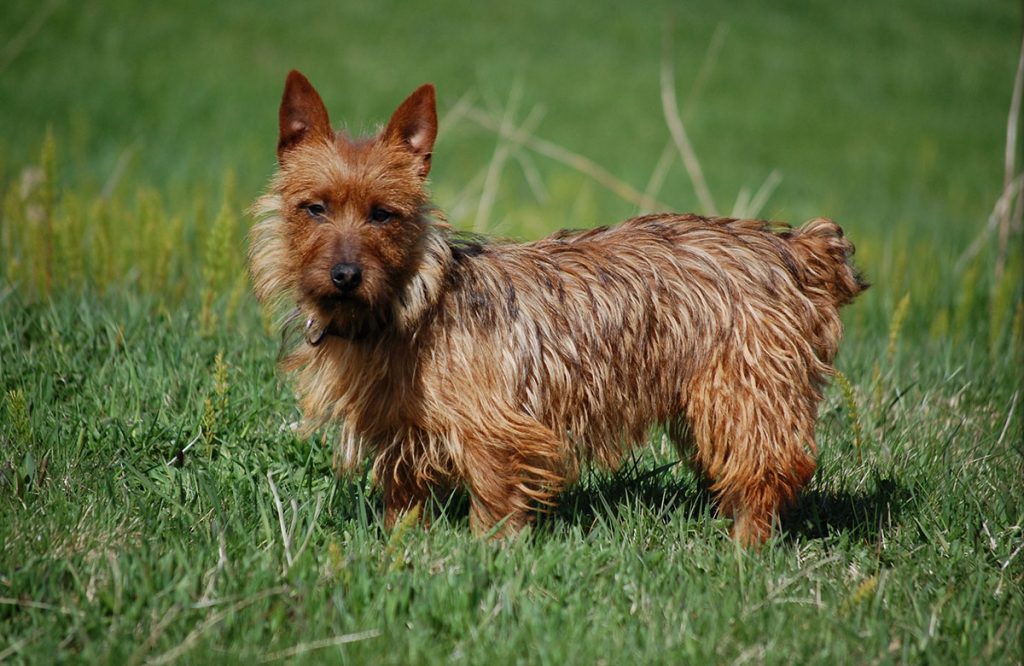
[273, 71, 437, 337]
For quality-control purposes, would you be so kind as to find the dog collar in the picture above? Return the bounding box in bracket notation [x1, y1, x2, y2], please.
[304, 316, 374, 345]
[305, 317, 329, 346]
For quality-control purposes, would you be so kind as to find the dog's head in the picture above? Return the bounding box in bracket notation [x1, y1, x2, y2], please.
[256, 70, 438, 339]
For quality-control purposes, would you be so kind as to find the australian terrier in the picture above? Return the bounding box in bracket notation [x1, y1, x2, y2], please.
[249, 70, 866, 545]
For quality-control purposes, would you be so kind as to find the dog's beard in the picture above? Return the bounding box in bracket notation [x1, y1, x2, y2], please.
[309, 295, 393, 342]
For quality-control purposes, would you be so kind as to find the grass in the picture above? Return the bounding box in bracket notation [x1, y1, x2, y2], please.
[1, 0, 1022, 663]
[1, 295, 1020, 663]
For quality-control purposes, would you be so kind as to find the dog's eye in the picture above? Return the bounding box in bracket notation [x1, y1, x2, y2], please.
[302, 202, 327, 219]
[369, 206, 393, 224]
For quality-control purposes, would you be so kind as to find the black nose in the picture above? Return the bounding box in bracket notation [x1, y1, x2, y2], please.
[330, 263, 362, 292]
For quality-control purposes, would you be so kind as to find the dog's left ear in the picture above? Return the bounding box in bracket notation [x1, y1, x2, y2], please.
[383, 84, 437, 178]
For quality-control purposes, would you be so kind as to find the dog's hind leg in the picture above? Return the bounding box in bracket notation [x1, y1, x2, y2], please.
[686, 355, 820, 546]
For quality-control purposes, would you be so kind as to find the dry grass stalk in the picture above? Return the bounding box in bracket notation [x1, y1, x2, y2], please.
[660, 33, 719, 215]
[996, 32, 1024, 279]
[959, 32, 1024, 276]
[0, 0, 61, 73]
[462, 104, 668, 212]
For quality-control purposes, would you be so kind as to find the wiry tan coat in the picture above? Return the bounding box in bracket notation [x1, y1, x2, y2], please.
[249, 71, 866, 544]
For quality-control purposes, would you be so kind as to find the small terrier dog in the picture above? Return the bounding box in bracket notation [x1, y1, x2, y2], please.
[249, 70, 866, 545]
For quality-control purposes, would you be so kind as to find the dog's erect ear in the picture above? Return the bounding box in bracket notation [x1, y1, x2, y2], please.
[278, 70, 332, 162]
[383, 84, 437, 178]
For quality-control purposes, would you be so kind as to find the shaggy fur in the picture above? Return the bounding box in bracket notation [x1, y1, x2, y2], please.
[249, 70, 867, 545]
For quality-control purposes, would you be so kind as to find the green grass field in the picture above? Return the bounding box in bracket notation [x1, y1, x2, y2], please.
[2, 1, 1022, 663]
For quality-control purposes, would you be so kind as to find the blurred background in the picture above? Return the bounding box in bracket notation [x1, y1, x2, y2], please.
[1, 5, 1021, 661]
[0, 0, 1020, 342]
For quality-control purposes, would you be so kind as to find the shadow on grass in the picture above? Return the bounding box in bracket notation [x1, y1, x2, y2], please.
[542, 464, 910, 545]
[540, 459, 710, 531]
[542, 464, 911, 544]
[332, 458, 910, 545]
[782, 476, 911, 543]
[330, 458, 707, 534]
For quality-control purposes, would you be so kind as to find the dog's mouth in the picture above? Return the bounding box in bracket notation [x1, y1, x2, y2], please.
[305, 297, 391, 344]
[318, 290, 361, 306]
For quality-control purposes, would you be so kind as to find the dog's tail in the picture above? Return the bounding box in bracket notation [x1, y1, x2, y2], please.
[785, 217, 868, 311]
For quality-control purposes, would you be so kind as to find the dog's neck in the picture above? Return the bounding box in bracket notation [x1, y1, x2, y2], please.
[391, 222, 454, 331]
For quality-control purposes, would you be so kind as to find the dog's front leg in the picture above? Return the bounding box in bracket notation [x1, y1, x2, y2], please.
[459, 414, 565, 537]
[378, 452, 430, 531]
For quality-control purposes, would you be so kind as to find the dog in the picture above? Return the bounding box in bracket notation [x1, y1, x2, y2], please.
[249, 70, 866, 545]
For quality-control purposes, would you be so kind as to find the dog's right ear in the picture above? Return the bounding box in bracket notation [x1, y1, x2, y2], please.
[278, 70, 332, 162]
